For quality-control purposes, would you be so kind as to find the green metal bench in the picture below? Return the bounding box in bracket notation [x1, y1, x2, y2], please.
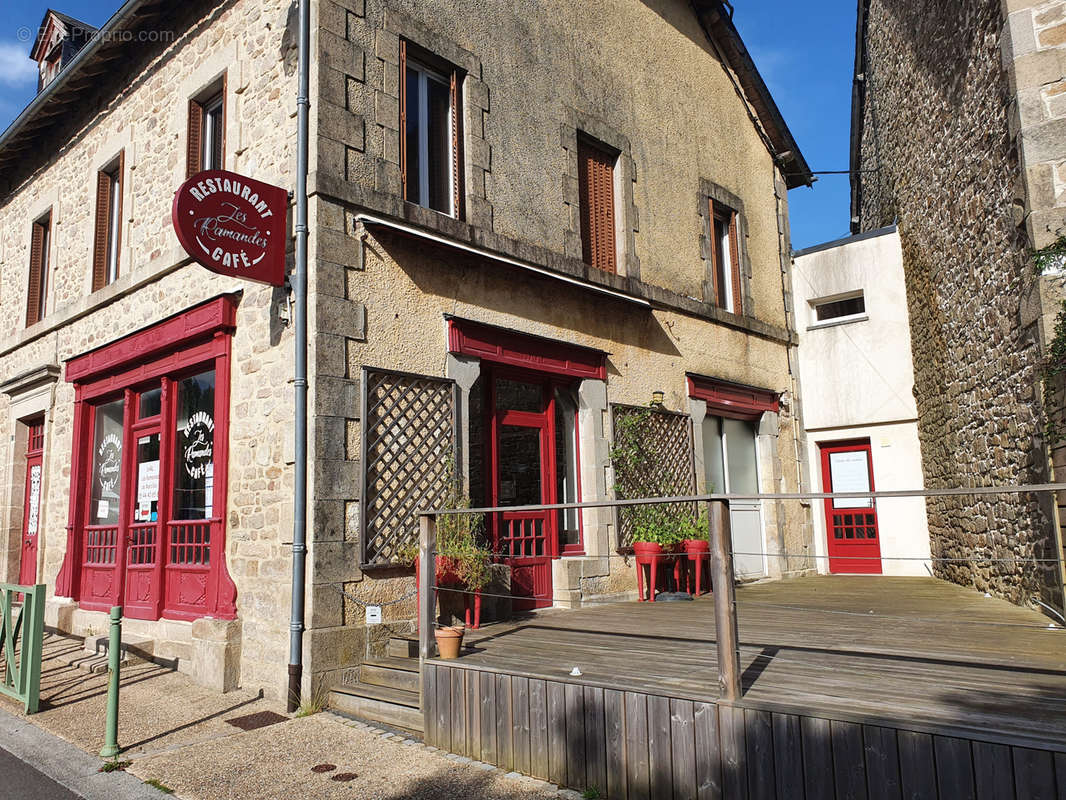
[0, 583, 46, 714]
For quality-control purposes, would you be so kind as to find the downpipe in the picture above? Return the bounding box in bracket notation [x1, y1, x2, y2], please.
[287, 0, 310, 713]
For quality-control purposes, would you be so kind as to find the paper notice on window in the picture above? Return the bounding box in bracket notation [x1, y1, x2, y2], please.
[97, 499, 109, 520]
[137, 460, 159, 507]
[829, 451, 873, 508]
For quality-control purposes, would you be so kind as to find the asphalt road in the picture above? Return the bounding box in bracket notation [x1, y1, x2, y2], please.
[0, 746, 82, 800]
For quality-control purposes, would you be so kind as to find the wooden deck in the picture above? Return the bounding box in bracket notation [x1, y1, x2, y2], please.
[442, 576, 1066, 748]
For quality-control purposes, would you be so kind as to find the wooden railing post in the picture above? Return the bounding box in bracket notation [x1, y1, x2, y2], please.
[418, 513, 437, 681]
[708, 499, 741, 702]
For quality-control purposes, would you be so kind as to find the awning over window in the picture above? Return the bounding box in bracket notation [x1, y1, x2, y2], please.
[448, 316, 607, 380]
[355, 213, 651, 309]
[688, 373, 779, 421]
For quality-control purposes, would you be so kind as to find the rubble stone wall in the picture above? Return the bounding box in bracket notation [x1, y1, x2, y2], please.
[855, 0, 1065, 610]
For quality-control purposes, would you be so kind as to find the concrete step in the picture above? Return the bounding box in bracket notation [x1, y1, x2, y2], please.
[328, 682, 423, 733]
[386, 637, 419, 659]
[359, 657, 419, 693]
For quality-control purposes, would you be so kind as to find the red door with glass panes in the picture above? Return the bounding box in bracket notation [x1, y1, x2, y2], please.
[820, 440, 882, 574]
[19, 418, 45, 586]
[490, 372, 556, 611]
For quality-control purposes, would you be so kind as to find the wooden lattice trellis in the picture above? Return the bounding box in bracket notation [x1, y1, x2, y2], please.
[360, 368, 458, 567]
[610, 403, 696, 549]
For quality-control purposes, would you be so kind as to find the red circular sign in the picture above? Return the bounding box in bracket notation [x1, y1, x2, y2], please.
[172, 169, 288, 286]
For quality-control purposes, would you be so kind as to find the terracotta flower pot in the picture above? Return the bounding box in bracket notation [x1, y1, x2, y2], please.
[434, 624, 465, 659]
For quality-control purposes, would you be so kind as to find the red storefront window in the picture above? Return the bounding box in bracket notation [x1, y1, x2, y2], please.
[56, 297, 237, 621]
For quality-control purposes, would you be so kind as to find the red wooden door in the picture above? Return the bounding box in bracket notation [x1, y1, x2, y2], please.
[124, 385, 165, 619]
[820, 441, 882, 574]
[489, 373, 557, 611]
[19, 419, 45, 586]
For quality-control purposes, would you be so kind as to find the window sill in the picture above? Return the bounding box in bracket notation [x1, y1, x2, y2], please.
[806, 314, 869, 331]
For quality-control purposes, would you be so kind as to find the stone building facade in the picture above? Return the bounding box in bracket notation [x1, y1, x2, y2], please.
[0, 0, 814, 702]
[851, 0, 1066, 613]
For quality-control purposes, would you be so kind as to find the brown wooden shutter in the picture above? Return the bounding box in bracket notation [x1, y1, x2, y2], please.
[25, 222, 44, 327]
[450, 69, 462, 219]
[187, 98, 203, 178]
[707, 198, 721, 306]
[92, 169, 112, 292]
[728, 212, 742, 315]
[398, 40, 407, 201]
[577, 139, 617, 274]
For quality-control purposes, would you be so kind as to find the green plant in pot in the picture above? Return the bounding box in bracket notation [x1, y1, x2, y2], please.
[400, 459, 491, 654]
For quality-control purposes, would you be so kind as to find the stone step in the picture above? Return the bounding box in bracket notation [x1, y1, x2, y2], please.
[328, 682, 423, 733]
[56, 649, 127, 675]
[359, 657, 420, 693]
[83, 633, 156, 664]
[385, 637, 419, 659]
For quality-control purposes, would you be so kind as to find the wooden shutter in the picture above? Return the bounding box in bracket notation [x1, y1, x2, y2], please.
[728, 211, 742, 315]
[187, 98, 203, 177]
[707, 197, 721, 306]
[577, 139, 617, 274]
[450, 69, 462, 219]
[398, 40, 407, 201]
[25, 222, 44, 327]
[92, 169, 113, 292]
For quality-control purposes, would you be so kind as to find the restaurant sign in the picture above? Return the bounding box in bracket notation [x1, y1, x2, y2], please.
[172, 170, 288, 287]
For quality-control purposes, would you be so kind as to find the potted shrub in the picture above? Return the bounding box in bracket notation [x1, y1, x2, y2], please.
[403, 460, 492, 647]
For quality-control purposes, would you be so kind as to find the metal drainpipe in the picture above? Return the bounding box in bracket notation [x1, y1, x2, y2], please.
[287, 0, 311, 714]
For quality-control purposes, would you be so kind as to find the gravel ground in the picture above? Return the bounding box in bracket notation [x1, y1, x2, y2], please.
[128, 713, 571, 800]
[2, 632, 576, 799]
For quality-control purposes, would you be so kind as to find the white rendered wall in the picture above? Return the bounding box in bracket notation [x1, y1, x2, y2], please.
[793, 228, 930, 576]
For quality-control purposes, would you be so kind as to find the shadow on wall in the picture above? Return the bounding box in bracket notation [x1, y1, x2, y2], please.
[371, 232, 684, 359]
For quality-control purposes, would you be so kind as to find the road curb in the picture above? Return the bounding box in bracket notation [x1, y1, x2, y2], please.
[0, 706, 174, 800]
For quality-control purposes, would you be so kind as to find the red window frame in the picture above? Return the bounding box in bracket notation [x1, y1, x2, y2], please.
[55, 296, 238, 621]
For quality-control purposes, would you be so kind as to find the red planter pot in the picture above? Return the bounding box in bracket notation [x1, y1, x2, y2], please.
[679, 539, 711, 595]
[414, 557, 482, 629]
[633, 542, 669, 602]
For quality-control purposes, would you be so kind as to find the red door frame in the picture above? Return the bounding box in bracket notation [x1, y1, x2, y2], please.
[19, 418, 45, 586]
[819, 439, 882, 574]
[55, 296, 238, 621]
[487, 368, 558, 610]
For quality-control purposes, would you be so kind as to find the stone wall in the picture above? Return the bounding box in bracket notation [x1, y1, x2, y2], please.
[854, 0, 1065, 610]
[0, 0, 302, 697]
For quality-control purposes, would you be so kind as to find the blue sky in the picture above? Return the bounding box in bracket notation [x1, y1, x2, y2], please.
[0, 1, 856, 249]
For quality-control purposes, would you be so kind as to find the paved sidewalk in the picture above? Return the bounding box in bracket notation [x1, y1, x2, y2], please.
[0, 631, 578, 799]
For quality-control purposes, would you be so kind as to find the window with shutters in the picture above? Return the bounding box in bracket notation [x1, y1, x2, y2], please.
[708, 199, 742, 314]
[399, 42, 462, 217]
[25, 212, 51, 327]
[577, 135, 618, 274]
[187, 80, 225, 177]
[92, 153, 124, 292]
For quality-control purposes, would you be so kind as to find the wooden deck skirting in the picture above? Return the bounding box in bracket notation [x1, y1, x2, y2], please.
[423, 661, 1066, 800]
[421, 577, 1066, 799]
